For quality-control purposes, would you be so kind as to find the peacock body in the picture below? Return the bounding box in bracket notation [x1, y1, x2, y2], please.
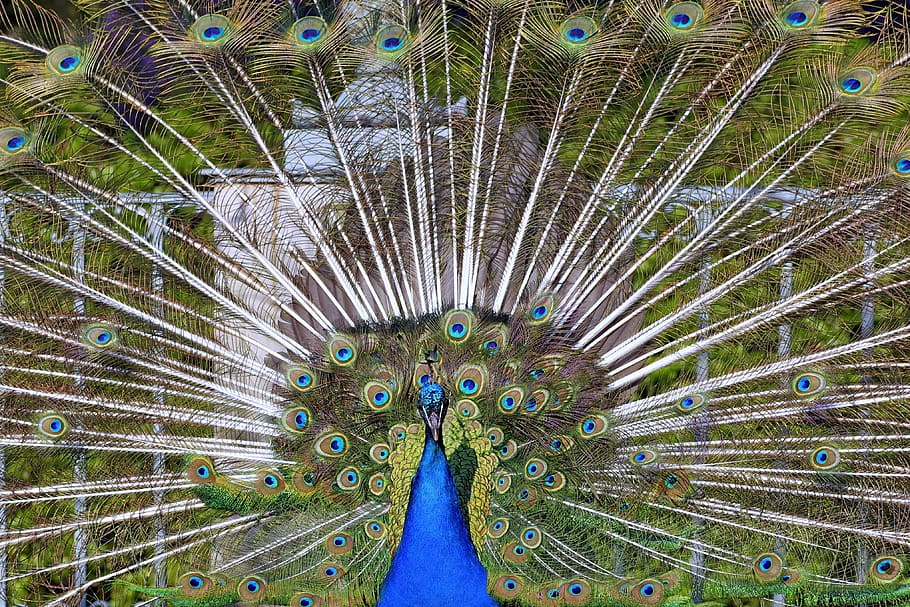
[1, 0, 910, 605]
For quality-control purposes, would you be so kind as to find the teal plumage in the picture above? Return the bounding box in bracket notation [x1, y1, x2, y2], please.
[1, 0, 910, 605]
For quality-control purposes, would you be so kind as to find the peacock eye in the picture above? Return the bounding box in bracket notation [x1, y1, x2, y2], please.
[375, 25, 408, 53]
[810, 445, 841, 470]
[665, 1, 703, 30]
[286, 365, 317, 392]
[456, 364, 486, 397]
[315, 432, 349, 457]
[559, 16, 597, 45]
[790, 371, 826, 398]
[524, 458, 548, 480]
[292, 593, 319, 607]
[38, 414, 69, 439]
[370, 443, 391, 463]
[192, 14, 232, 44]
[4, 134, 26, 153]
[837, 68, 877, 96]
[180, 572, 214, 596]
[787, 11, 807, 26]
[326, 532, 353, 554]
[292, 17, 327, 47]
[282, 406, 313, 434]
[365, 520, 387, 540]
[328, 335, 358, 366]
[870, 556, 903, 582]
[780, 1, 821, 28]
[676, 393, 706, 413]
[82, 323, 120, 350]
[630, 449, 659, 466]
[187, 457, 217, 484]
[238, 576, 265, 599]
[579, 414, 608, 438]
[892, 154, 910, 176]
[46, 45, 85, 76]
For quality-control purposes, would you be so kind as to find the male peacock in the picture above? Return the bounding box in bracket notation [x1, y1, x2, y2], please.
[1, 0, 910, 605]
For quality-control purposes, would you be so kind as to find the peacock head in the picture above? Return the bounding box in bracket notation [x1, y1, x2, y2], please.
[417, 382, 448, 443]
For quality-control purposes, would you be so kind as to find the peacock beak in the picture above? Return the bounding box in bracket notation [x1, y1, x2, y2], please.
[417, 382, 448, 443]
[423, 409, 443, 442]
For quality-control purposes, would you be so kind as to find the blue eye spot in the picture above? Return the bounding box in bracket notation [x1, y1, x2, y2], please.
[296, 373, 312, 388]
[841, 78, 862, 93]
[50, 420, 62, 432]
[547, 589, 559, 599]
[583, 420, 595, 432]
[265, 475, 277, 486]
[782, 575, 792, 582]
[567, 27, 587, 42]
[419, 373, 431, 385]
[196, 466, 210, 479]
[569, 584, 583, 595]
[301, 28, 322, 42]
[189, 576, 203, 588]
[797, 377, 811, 391]
[642, 583, 655, 596]
[525, 398, 538, 412]
[786, 11, 807, 25]
[878, 559, 892, 573]
[493, 521, 503, 530]
[382, 37, 403, 51]
[325, 567, 337, 576]
[524, 530, 536, 540]
[300, 599, 313, 607]
[484, 340, 499, 352]
[203, 26, 224, 40]
[897, 158, 910, 174]
[681, 397, 694, 408]
[347, 472, 357, 483]
[518, 489, 529, 500]
[532, 305, 548, 319]
[330, 438, 345, 453]
[95, 332, 111, 344]
[6, 136, 25, 152]
[815, 450, 828, 464]
[460, 378, 478, 394]
[334, 536, 346, 546]
[671, 12, 692, 28]
[449, 323, 466, 338]
[370, 523, 381, 531]
[760, 557, 773, 571]
[294, 412, 308, 429]
[336, 347, 352, 362]
[246, 581, 260, 592]
[529, 369, 543, 380]
[59, 55, 80, 72]
[505, 580, 516, 590]
[373, 390, 389, 405]
[514, 545, 525, 555]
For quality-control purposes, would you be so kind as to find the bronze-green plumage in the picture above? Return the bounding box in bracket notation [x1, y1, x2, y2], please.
[1, 0, 910, 605]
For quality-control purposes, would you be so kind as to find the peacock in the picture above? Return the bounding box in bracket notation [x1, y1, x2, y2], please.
[1, 0, 910, 605]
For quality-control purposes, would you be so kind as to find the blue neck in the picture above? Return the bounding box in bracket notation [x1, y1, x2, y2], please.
[377, 435, 496, 607]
